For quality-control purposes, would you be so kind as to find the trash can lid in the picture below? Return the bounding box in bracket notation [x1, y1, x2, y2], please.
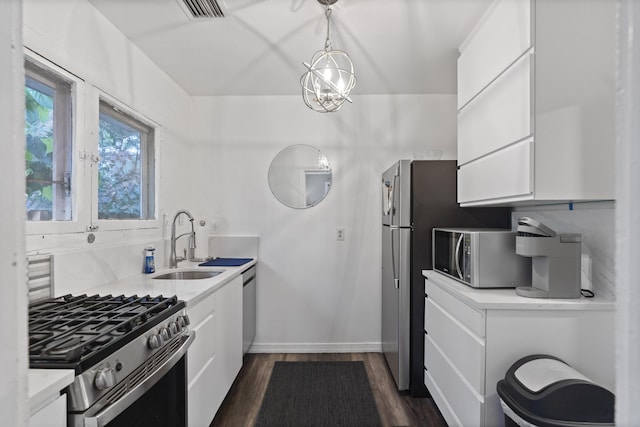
[497, 355, 615, 426]
[514, 358, 590, 393]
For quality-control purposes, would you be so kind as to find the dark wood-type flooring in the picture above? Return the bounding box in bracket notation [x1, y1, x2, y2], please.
[210, 353, 447, 427]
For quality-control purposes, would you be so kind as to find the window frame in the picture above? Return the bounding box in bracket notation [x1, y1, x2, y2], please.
[24, 50, 86, 236]
[24, 50, 162, 237]
[90, 89, 161, 232]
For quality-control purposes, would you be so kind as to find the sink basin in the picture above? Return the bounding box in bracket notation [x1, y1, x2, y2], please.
[152, 270, 223, 280]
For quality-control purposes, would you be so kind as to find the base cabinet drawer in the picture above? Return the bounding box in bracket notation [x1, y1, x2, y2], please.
[188, 357, 217, 427]
[425, 335, 483, 426]
[425, 280, 485, 337]
[426, 298, 485, 394]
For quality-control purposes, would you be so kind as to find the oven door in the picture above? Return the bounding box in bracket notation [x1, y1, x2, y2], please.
[72, 332, 194, 427]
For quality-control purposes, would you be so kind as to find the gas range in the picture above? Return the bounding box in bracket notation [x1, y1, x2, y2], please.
[28, 294, 194, 426]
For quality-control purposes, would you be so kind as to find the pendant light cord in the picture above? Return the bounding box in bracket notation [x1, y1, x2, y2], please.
[324, 5, 333, 51]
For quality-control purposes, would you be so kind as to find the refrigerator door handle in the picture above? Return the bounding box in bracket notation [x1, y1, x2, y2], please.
[390, 173, 398, 226]
[454, 233, 464, 280]
[390, 225, 400, 289]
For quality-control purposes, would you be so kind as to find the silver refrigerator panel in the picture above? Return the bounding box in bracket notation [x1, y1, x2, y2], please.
[382, 224, 411, 390]
[381, 160, 412, 227]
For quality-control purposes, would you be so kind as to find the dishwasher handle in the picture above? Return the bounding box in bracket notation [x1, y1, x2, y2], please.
[242, 265, 256, 287]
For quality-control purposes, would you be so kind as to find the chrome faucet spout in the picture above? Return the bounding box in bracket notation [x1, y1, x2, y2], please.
[169, 209, 196, 268]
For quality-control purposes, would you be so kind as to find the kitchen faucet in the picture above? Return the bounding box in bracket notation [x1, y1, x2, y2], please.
[169, 209, 196, 268]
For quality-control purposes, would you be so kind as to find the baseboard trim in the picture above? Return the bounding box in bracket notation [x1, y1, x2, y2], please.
[248, 342, 382, 354]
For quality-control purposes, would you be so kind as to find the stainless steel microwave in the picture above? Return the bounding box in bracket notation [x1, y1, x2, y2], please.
[432, 228, 531, 288]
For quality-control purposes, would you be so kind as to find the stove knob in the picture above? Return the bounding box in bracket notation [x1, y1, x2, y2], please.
[94, 368, 116, 390]
[169, 321, 179, 335]
[159, 327, 171, 341]
[147, 333, 164, 350]
[177, 315, 190, 328]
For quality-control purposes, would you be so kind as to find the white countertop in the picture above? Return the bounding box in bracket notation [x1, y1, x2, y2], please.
[28, 258, 257, 415]
[83, 259, 257, 307]
[423, 270, 615, 311]
[29, 369, 75, 415]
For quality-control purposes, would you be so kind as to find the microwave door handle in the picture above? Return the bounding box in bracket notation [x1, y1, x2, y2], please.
[454, 234, 464, 280]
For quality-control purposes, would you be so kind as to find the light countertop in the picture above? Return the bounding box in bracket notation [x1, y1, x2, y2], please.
[28, 258, 257, 415]
[423, 269, 615, 311]
[83, 259, 257, 308]
[29, 369, 74, 415]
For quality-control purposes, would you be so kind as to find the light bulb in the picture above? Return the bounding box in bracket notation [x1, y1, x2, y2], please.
[323, 66, 332, 82]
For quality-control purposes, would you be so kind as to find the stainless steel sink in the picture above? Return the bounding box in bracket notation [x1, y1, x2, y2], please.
[152, 270, 223, 280]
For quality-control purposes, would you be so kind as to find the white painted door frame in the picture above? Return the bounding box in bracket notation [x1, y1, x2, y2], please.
[616, 0, 640, 423]
[0, 0, 28, 425]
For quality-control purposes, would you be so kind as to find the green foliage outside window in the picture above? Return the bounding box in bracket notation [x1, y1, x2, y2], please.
[25, 86, 54, 218]
[98, 114, 142, 219]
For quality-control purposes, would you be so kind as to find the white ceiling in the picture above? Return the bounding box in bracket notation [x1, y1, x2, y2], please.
[87, 0, 492, 96]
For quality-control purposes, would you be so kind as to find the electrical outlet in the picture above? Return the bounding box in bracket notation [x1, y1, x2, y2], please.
[337, 227, 345, 241]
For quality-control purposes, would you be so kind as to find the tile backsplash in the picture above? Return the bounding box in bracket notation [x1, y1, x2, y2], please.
[513, 202, 615, 299]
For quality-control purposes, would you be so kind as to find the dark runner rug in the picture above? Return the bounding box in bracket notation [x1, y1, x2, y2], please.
[254, 361, 383, 427]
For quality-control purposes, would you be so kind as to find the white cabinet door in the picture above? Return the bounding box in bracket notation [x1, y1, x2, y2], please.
[458, 53, 533, 165]
[187, 292, 217, 427]
[458, 141, 533, 204]
[187, 292, 216, 385]
[457, 0, 531, 108]
[212, 275, 243, 410]
[186, 276, 243, 426]
[424, 335, 484, 426]
[425, 298, 485, 394]
[29, 394, 66, 427]
[188, 357, 217, 427]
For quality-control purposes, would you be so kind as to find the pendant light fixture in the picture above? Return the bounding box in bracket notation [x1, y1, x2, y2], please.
[300, 0, 356, 113]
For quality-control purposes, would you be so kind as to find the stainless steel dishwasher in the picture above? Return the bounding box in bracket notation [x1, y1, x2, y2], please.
[242, 265, 256, 354]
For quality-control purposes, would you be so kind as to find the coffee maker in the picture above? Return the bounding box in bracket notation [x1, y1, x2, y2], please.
[515, 217, 581, 299]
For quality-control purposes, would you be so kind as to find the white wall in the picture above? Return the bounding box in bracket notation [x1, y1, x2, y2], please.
[22, 0, 199, 261]
[191, 94, 457, 351]
[1, 0, 28, 425]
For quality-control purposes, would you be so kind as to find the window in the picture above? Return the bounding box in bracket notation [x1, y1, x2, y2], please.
[97, 101, 155, 221]
[23, 53, 160, 237]
[24, 60, 73, 221]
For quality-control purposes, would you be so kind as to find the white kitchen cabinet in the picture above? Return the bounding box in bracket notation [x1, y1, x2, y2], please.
[457, 0, 615, 206]
[29, 394, 66, 427]
[423, 271, 614, 427]
[187, 275, 243, 427]
[212, 275, 243, 411]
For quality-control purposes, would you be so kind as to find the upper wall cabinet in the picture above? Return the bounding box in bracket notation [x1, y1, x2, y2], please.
[456, 0, 615, 206]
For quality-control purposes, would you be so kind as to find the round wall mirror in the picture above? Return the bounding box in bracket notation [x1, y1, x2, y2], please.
[268, 144, 332, 209]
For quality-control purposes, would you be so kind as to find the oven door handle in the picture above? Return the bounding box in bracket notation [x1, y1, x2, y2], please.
[84, 332, 195, 427]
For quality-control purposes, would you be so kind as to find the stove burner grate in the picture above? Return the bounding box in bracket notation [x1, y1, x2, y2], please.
[28, 293, 182, 369]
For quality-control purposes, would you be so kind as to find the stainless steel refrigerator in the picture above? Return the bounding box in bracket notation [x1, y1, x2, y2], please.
[381, 160, 510, 395]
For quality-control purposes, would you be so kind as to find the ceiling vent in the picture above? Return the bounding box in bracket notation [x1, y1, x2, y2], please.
[177, 0, 228, 20]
